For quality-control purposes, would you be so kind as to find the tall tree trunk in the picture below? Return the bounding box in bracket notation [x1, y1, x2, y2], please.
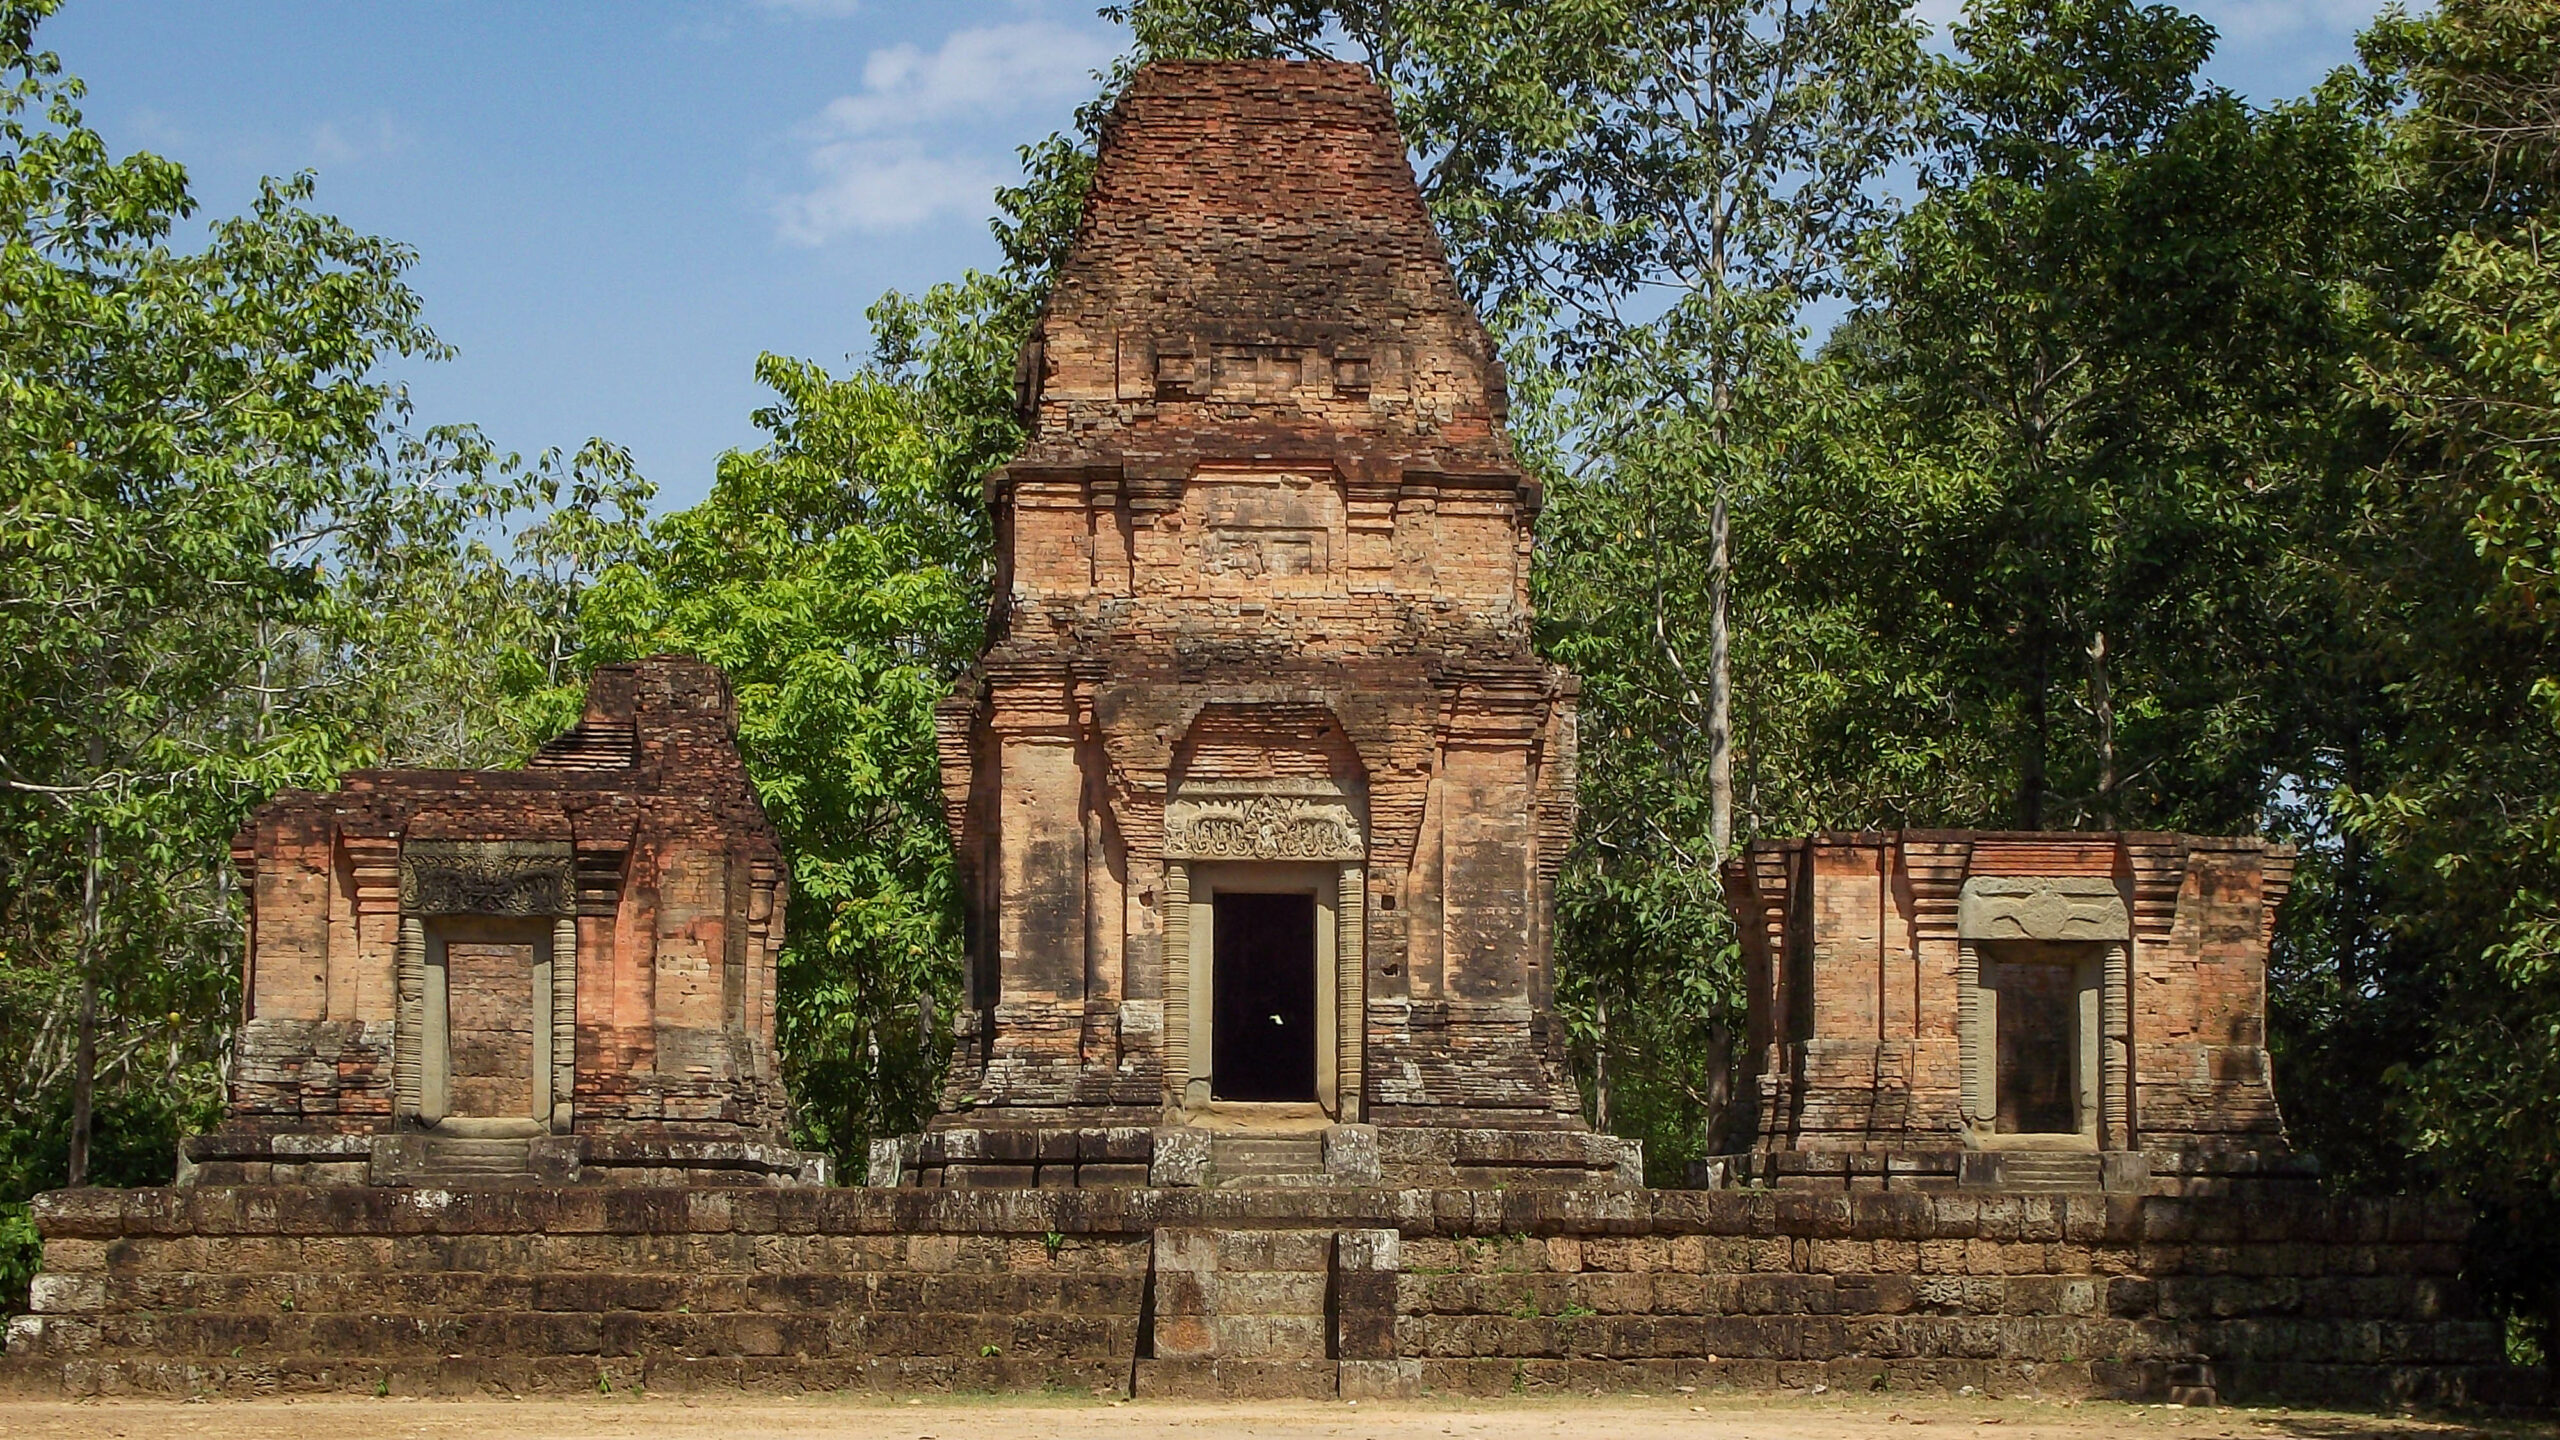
[68, 735, 104, 1187]
[2088, 629, 2114, 828]
[2017, 636, 2048, 829]
[1708, 482, 1732, 856]
[2340, 714, 2366, 994]
[1593, 991, 1612, 1132]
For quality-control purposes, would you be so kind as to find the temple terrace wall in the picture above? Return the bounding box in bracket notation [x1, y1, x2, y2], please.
[4, 1184, 2533, 1408]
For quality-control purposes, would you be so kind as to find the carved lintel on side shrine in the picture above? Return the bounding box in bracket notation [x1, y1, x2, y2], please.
[398, 840, 577, 918]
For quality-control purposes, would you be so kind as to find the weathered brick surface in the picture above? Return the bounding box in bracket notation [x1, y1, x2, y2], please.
[1726, 833, 2293, 1167]
[4, 1183, 2530, 1407]
[210, 657, 814, 1176]
[928, 58, 1595, 1176]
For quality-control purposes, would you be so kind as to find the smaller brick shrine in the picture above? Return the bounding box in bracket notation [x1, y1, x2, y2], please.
[183, 656, 829, 1187]
[1720, 832, 2296, 1192]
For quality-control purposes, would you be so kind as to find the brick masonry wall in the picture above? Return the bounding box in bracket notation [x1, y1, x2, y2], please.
[932, 59, 1595, 1147]
[222, 656, 800, 1148]
[5, 1185, 2534, 1408]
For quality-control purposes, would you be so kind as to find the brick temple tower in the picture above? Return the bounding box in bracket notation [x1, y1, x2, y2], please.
[899, 59, 1631, 1188]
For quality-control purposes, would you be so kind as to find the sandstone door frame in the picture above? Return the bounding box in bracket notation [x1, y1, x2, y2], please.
[1185, 862, 1336, 1115]
[414, 915, 563, 1135]
[1956, 876, 2133, 1151]
[1975, 942, 2104, 1141]
[1159, 777, 1368, 1127]
[394, 840, 579, 1137]
[1163, 853, 1366, 1126]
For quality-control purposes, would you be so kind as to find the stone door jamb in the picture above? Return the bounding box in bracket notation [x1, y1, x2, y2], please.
[1160, 782, 1365, 1126]
[1956, 876, 2132, 1150]
[394, 840, 578, 1135]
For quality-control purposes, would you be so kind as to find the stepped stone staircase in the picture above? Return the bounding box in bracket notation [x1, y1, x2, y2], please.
[1979, 1150, 2103, 1192]
[399, 1135, 534, 1187]
[1207, 1135, 1327, 1188]
[1133, 1225, 1411, 1400]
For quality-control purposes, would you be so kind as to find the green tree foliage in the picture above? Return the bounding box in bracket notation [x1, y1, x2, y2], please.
[2282, 0, 2560, 1356]
[0, 0, 642, 1308]
[576, 279, 1026, 1169]
[1779, 0, 2380, 840]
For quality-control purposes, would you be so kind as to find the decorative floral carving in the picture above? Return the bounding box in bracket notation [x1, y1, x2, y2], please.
[1163, 793, 1363, 861]
[399, 841, 575, 916]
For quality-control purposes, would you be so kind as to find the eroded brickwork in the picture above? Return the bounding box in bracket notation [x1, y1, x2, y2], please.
[198, 656, 824, 1186]
[1724, 833, 2294, 1188]
[5, 1184, 2529, 1408]
[927, 59, 1598, 1178]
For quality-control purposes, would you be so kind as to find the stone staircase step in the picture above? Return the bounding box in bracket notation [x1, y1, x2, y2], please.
[1207, 1137, 1325, 1187]
[1992, 1152, 2102, 1192]
[396, 1135, 535, 1186]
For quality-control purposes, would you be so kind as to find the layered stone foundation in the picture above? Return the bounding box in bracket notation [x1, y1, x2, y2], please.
[882, 1123, 1637, 1190]
[6, 1184, 2531, 1409]
[1697, 1148, 2319, 1197]
[177, 1130, 831, 1189]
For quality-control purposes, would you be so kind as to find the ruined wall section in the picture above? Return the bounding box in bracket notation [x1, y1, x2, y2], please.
[1020, 61, 1514, 481]
[935, 61, 1586, 1142]
[9, 1184, 2526, 1408]
[1727, 833, 2292, 1168]
[219, 659, 794, 1146]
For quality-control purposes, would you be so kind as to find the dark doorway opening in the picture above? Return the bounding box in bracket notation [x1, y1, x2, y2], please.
[1993, 958, 2078, 1134]
[1212, 891, 1317, 1102]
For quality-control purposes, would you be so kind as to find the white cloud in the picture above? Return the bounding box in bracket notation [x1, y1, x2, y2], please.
[305, 113, 408, 169]
[775, 143, 1008, 241]
[2187, 0, 2384, 46]
[821, 20, 1113, 133]
[772, 18, 1119, 242]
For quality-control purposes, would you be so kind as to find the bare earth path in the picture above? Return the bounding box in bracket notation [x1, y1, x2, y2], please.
[0, 1393, 2533, 1440]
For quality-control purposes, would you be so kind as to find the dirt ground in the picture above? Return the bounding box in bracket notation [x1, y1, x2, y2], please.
[0, 1392, 2539, 1440]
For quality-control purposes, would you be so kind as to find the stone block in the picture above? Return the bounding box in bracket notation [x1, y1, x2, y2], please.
[867, 1135, 918, 1188]
[1335, 1227, 1399, 1272]
[1324, 1125, 1381, 1184]
[1150, 1128, 1211, 1187]
[1337, 1358, 1421, 1399]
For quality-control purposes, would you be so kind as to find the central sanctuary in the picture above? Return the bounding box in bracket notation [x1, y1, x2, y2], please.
[901, 59, 1626, 1188]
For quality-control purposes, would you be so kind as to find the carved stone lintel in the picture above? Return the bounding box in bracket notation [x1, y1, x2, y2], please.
[1957, 876, 2128, 941]
[1163, 793, 1363, 862]
[400, 840, 576, 917]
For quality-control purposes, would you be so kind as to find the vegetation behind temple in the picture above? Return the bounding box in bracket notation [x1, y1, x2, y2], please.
[3, 0, 2555, 1362]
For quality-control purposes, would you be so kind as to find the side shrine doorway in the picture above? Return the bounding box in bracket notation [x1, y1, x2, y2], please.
[418, 916, 564, 1138]
[1157, 704, 1370, 1130]
[1982, 941, 2103, 1140]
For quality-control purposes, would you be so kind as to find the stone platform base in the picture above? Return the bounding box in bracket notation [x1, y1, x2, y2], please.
[881, 1123, 1641, 1190]
[1692, 1149, 2322, 1197]
[4, 1184, 2540, 1409]
[177, 1130, 833, 1188]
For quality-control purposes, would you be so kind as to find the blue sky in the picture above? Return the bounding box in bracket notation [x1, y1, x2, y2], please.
[54, 0, 2387, 511]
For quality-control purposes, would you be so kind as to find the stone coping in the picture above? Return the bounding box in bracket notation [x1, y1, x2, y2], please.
[26, 1182, 2473, 1247]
